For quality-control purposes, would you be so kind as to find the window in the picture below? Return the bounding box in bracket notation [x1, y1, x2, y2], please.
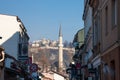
[98, 65, 101, 80]
[105, 6, 108, 35]
[111, 0, 117, 27]
[103, 63, 109, 80]
[18, 43, 22, 56]
[110, 60, 115, 80]
[93, 20, 97, 46]
[93, 15, 100, 46]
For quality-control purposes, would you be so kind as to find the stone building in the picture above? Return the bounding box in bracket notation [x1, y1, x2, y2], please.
[88, 0, 120, 80]
[99, 0, 120, 80]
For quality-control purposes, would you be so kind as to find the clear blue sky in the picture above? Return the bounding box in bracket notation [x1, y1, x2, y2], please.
[0, 0, 84, 42]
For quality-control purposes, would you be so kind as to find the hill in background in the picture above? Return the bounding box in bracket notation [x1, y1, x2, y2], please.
[29, 39, 75, 71]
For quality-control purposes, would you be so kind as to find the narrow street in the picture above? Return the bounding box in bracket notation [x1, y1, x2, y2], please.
[0, 0, 120, 80]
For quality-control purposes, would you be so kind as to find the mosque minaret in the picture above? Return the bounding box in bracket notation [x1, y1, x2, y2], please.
[58, 25, 64, 72]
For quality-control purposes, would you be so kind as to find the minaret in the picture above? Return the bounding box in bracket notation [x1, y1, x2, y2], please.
[58, 25, 63, 72]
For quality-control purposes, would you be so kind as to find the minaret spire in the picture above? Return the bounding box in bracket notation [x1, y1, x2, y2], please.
[59, 24, 62, 37]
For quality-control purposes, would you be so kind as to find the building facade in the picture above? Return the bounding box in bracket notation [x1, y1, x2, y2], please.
[70, 0, 120, 80]
[72, 28, 84, 80]
[87, 0, 120, 80]
[83, 0, 94, 79]
[0, 14, 29, 80]
[88, 0, 102, 80]
[99, 0, 120, 80]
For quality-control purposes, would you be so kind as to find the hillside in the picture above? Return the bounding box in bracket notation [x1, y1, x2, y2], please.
[29, 46, 74, 71]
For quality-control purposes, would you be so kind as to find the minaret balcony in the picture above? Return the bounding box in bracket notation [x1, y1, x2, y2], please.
[58, 44, 63, 47]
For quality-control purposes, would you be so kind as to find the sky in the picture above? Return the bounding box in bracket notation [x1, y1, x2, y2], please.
[0, 0, 84, 42]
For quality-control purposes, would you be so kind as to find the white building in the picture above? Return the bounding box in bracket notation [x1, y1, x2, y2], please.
[42, 70, 67, 80]
[54, 73, 65, 80]
[0, 14, 29, 79]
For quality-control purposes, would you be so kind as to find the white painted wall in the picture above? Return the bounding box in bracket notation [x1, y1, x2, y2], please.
[84, 7, 92, 37]
[84, 4, 93, 64]
[0, 14, 20, 58]
[54, 73, 65, 80]
[0, 14, 29, 68]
